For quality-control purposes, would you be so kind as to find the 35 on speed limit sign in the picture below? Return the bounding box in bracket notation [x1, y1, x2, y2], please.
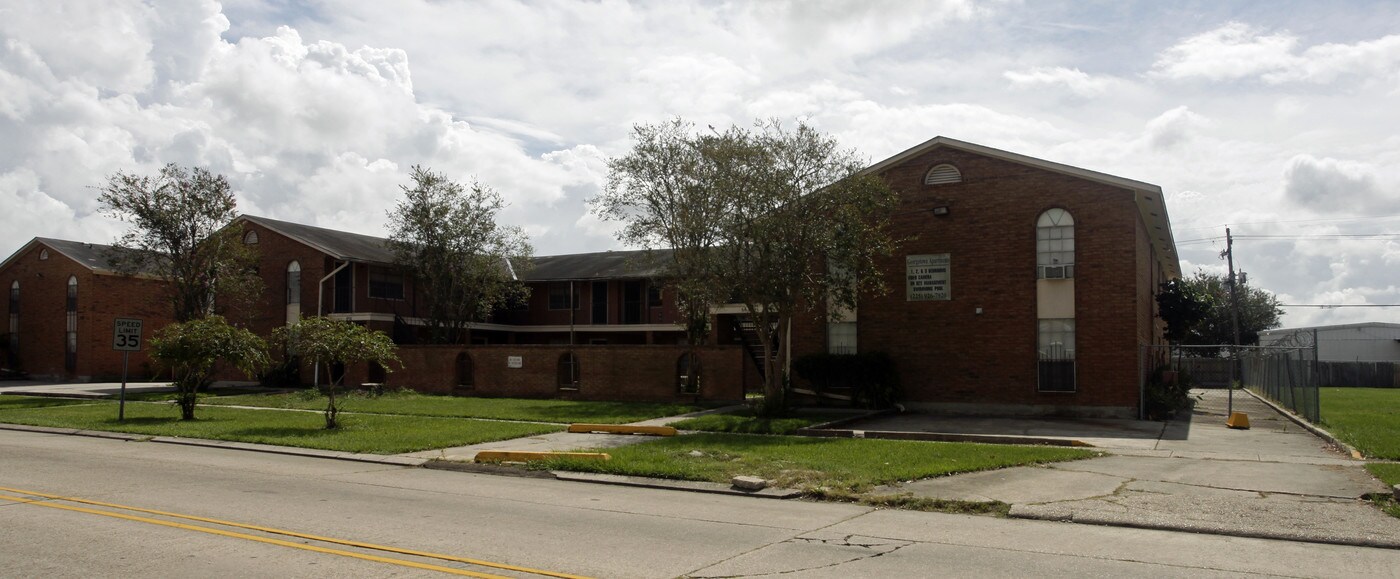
[113, 318, 143, 351]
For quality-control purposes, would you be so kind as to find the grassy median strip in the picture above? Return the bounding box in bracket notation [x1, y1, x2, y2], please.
[200, 391, 701, 424]
[1320, 388, 1400, 460]
[532, 432, 1095, 493]
[669, 409, 851, 435]
[0, 396, 562, 454]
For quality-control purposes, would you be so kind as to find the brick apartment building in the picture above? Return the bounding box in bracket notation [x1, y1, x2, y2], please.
[0, 238, 174, 380]
[2, 136, 1179, 414]
[789, 137, 1180, 418]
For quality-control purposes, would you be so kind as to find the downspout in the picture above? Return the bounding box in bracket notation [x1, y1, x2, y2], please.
[314, 260, 351, 386]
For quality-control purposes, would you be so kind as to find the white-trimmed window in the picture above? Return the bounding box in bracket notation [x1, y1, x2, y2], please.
[1036, 208, 1075, 279]
[924, 164, 962, 185]
[286, 261, 301, 305]
[39, 249, 48, 260]
[244, 230, 259, 244]
[65, 276, 77, 371]
[7, 281, 18, 360]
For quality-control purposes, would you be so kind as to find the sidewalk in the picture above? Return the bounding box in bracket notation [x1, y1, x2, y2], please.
[398, 405, 742, 462]
[866, 389, 1400, 548]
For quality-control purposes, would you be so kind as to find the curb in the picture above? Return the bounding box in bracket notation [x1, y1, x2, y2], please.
[0, 421, 807, 500]
[1009, 506, 1400, 550]
[1241, 389, 1365, 460]
[550, 471, 802, 499]
[794, 426, 1091, 448]
[0, 423, 427, 467]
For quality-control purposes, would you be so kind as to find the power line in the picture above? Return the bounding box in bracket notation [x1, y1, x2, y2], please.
[1280, 304, 1400, 308]
[1174, 213, 1400, 233]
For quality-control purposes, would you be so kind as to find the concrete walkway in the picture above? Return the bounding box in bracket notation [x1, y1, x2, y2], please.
[863, 389, 1400, 548]
[399, 405, 743, 462]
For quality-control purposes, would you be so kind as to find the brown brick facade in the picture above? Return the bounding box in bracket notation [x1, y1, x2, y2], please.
[386, 344, 746, 402]
[790, 145, 1173, 417]
[1, 242, 173, 380]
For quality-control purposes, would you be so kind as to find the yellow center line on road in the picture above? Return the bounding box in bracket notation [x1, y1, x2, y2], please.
[0, 485, 593, 579]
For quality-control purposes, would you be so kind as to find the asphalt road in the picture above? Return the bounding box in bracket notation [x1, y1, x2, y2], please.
[2, 429, 1398, 578]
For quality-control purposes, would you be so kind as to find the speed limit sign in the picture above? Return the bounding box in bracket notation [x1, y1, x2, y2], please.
[113, 318, 143, 351]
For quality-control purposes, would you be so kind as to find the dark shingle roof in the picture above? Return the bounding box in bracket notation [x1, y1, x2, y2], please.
[239, 215, 398, 265]
[236, 214, 670, 281]
[524, 249, 671, 281]
[37, 238, 123, 272]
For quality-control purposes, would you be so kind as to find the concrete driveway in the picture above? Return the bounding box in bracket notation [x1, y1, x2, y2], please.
[853, 389, 1400, 548]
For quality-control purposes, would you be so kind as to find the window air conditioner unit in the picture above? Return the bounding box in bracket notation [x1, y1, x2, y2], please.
[1040, 265, 1066, 279]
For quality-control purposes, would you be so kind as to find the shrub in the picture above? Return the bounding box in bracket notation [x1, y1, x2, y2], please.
[1144, 364, 1195, 420]
[792, 351, 901, 409]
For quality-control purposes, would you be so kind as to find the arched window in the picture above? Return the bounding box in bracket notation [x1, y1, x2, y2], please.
[244, 230, 259, 244]
[1036, 208, 1075, 279]
[677, 353, 700, 394]
[38, 249, 48, 260]
[557, 352, 579, 390]
[286, 261, 301, 305]
[65, 276, 77, 372]
[455, 352, 474, 389]
[7, 281, 18, 364]
[924, 164, 962, 185]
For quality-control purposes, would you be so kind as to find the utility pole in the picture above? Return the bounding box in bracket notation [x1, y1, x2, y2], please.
[1224, 227, 1242, 415]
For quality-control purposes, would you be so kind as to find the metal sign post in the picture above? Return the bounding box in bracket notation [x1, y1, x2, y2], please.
[112, 318, 143, 421]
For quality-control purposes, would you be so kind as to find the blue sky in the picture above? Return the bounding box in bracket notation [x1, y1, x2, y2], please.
[1, 0, 1397, 327]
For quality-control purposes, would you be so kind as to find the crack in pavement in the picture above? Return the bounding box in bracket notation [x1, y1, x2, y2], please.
[686, 534, 913, 578]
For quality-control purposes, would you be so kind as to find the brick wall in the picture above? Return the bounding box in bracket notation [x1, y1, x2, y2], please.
[1, 242, 174, 380]
[386, 344, 746, 402]
[789, 146, 1158, 416]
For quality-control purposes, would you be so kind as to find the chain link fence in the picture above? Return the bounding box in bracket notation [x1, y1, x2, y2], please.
[1140, 336, 1320, 423]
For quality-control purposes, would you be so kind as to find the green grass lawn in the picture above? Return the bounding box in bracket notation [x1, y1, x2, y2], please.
[199, 390, 701, 424]
[534, 432, 1095, 493]
[1320, 388, 1400, 460]
[669, 409, 853, 435]
[0, 397, 561, 454]
[1366, 463, 1400, 518]
[0, 396, 106, 410]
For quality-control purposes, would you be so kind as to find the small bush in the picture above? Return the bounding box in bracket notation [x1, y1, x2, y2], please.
[793, 351, 901, 409]
[1144, 364, 1195, 420]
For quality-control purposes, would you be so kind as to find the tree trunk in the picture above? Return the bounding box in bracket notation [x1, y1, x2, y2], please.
[323, 362, 340, 429]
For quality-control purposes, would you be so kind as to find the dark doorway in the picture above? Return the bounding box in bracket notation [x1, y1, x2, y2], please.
[591, 281, 608, 325]
[333, 266, 353, 313]
[623, 281, 643, 324]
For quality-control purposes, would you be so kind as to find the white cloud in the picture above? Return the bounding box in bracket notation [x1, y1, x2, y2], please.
[2, 1, 1397, 326]
[1151, 22, 1400, 85]
[1283, 155, 1396, 214]
[1004, 67, 1117, 97]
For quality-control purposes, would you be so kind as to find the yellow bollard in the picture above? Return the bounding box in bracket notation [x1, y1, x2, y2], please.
[1226, 412, 1251, 429]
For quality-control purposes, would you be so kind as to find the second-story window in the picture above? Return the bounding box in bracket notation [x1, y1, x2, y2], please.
[1036, 208, 1075, 279]
[286, 261, 301, 305]
[65, 276, 77, 371]
[369, 268, 405, 300]
[548, 282, 579, 310]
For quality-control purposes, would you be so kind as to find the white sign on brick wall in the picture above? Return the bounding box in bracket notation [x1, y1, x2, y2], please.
[907, 254, 951, 301]
[507, 356, 523, 369]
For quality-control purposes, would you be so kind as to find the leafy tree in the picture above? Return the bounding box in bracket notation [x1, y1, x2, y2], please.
[714, 120, 898, 413]
[595, 119, 733, 392]
[1179, 269, 1283, 353]
[1156, 278, 1209, 344]
[386, 166, 532, 344]
[596, 119, 898, 414]
[98, 163, 262, 322]
[274, 316, 399, 429]
[150, 315, 268, 420]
